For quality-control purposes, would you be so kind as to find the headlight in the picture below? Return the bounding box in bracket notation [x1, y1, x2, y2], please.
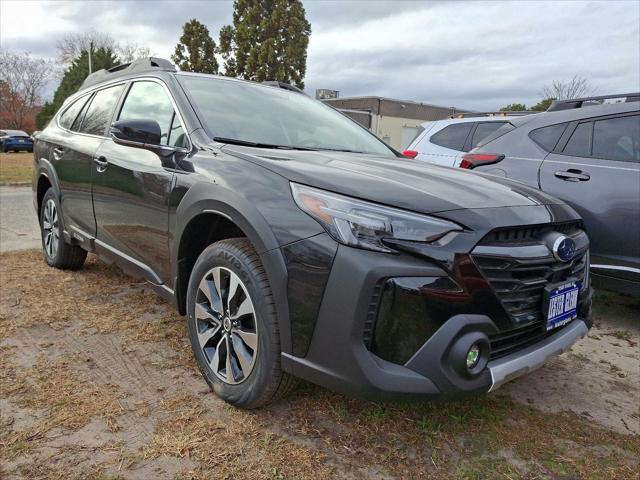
[291, 183, 462, 253]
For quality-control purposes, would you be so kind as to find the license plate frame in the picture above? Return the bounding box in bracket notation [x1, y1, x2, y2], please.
[543, 280, 580, 331]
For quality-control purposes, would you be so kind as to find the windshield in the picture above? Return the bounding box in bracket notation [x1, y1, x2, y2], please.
[177, 74, 395, 156]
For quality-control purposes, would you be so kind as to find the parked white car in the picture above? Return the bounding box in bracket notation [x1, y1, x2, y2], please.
[403, 112, 534, 167]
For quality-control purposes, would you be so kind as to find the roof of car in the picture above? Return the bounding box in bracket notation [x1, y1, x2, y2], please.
[71, 59, 290, 107]
[420, 115, 528, 128]
[0, 129, 29, 136]
[512, 101, 639, 130]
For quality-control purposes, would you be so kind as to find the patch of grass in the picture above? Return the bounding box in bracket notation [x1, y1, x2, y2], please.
[456, 454, 521, 480]
[331, 401, 350, 419]
[0, 152, 32, 183]
[143, 394, 336, 479]
[364, 403, 388, 421]
[605, 329, 633, 341]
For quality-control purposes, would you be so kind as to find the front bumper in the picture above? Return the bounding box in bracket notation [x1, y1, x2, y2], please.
[487, 318, 588, 391]
[281, 237, 592, 399]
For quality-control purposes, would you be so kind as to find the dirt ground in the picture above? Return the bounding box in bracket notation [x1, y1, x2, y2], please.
[0, 152, 33, 184]
[1, 250, 639, 479]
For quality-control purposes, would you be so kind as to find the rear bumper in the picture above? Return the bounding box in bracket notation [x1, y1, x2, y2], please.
[3, 141, 33, 150]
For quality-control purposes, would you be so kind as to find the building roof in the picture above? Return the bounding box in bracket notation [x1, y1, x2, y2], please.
[322, 96, 469, 121]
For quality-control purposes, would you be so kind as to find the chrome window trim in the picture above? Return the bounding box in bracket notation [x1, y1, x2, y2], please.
[55, 81, 129, 140]
[54, 76, 193, 154]
[116, 77, 193, 153]
[55, 92, 92, 131]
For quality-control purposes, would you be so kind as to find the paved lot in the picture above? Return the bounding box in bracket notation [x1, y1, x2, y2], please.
[0, 187, 40, 253]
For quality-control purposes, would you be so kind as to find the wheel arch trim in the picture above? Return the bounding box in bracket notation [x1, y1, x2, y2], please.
[171, 182, 292, 354]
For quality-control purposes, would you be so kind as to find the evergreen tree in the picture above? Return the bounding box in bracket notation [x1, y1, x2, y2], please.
[36, 47, 118, 129]
[172, 19, 219, 74]
[531, 98, 555, 112]
[218, 0, 311, 89]
[499, 103, 527, 112]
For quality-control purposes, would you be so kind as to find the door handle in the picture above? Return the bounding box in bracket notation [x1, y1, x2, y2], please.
[554, 169, 590, 182]
[52, 147, 64, 161]
[93, 156, 108, 173]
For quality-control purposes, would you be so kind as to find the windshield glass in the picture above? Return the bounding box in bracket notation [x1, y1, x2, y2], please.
[177, 74, 394, 155]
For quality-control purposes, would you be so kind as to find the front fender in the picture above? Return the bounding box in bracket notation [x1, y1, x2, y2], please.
[170, 180, 295, 353]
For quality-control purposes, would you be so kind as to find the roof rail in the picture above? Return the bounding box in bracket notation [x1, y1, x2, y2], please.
[262, 81, 306, 95]
[546, 92, 640, 112]
[80, 57, 177, 90]
[450, 111, 535, 119]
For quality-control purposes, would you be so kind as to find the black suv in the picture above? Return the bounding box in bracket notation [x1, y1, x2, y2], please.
[33, 58, 593, 407]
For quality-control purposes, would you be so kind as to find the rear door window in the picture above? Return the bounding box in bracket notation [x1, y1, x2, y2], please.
[71, 94, 93, 132]
[59, 95, 90, 130]
[562, 122, 592, 157]
[430, 123, 473, 151]
[592, 114, 639, 163]
[79, 84, 125, 136]
[471, 122, 507, 149]
[529, 123, 568, 152]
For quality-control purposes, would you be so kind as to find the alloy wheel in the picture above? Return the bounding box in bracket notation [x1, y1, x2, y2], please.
[42, 198, 59, 259]
[195, 266, 258, 384]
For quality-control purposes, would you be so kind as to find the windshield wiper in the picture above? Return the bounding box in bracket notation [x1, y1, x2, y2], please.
[312, 147, 367, 154]
[213, 137, 317, 151]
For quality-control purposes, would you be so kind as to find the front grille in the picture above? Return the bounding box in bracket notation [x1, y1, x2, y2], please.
[482, 221, 581, 246]
[472, 224, 588, 359]
[488, 321, 568, 360]
[473, 251, 587, 325]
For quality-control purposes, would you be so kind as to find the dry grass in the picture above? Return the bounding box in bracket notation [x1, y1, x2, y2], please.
[1, 249, 639, 479]
[143, 394, 335, 480]
[0, 152, 33, 183]
[0, 250, 192, 367]
[0, 352, 125, 460]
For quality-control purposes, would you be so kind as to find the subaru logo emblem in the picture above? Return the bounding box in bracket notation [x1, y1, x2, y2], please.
[552, 236, 576, 262]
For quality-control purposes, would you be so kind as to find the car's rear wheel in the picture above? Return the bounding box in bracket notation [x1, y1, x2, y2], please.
[186, 238, 295, 408]
[40, 188, 87, 269]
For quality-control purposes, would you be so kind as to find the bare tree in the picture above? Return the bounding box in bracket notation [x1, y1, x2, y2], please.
[56, 31, 152, 66]
[56, 30, 118, 65]
[541, 74, 595, 100]
[0, 50, 52, 130]
[117, 42, 152, 63]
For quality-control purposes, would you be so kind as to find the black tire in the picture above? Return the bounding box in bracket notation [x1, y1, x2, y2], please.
[40, 188, 87, 270]
[186, 238, 295, 408]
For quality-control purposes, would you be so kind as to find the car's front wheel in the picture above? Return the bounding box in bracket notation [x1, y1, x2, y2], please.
[40, 188, 87, 269]
[186, 238, 295, 408]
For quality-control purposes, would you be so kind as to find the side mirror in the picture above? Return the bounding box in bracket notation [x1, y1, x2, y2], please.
[110, 118, 163, 149]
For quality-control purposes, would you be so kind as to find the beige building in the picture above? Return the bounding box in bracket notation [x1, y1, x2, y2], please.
[321, 96, 469, 150]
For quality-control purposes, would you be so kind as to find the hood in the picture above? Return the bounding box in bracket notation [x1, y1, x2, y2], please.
[221, 146, 565, 215]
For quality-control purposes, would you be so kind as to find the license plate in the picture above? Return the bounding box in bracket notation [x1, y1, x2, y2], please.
[544, 281, 580, 331]
[18, 139, 24, 143]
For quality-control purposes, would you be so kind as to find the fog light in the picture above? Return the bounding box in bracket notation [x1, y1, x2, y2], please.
[466, 344, 481, 370]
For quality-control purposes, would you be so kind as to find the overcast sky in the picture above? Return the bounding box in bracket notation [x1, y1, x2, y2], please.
[1, 0, 638, 110]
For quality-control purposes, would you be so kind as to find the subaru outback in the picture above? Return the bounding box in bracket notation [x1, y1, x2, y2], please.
[33, 58, 592, 408]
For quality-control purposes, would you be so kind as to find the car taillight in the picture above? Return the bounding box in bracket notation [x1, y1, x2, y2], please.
[459, 153, 505, 169]
[402, 150, 418, 159]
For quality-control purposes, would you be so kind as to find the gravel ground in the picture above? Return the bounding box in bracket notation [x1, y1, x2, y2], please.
[1, 249, 638, 479]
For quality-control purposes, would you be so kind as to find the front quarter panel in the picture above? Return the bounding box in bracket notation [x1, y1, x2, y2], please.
[169, 148, 326, 354]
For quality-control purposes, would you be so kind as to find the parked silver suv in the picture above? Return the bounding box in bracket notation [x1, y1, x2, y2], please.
[465, 94, 639, 295]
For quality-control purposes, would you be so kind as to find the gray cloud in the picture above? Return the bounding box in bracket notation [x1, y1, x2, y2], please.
[1, 0, 638, 110]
